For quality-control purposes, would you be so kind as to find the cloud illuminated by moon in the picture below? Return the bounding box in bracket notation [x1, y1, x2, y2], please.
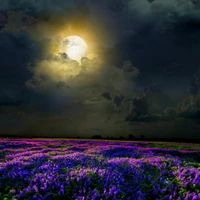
[60, 36, 88, 62]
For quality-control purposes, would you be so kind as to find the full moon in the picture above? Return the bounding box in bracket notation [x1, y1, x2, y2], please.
[60, 36, 88, 62]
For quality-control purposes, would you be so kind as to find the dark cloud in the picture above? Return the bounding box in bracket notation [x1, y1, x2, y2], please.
[1, 0, 200, 139]
[113, 94, 125, 107]
[0, 31, 44, 118]
[125, 104, 178, 123]
[125, 83, 178, 123]
[124, 0, 199, 32]
[0, 94, 23, 106]
[125, 76, 200, 131]
[96, 0, 200, 90]
[101, 92, 112, 101]
[131, 83, 173, 115]
[176, 78, 200, 123]
[125, 113, 175, 123]
[179, 110, 200, 121]
[0, 0, 75, 13]
[56, 81, 70, 90]
[0, 31, 43, 119]
[164, 107, 177, 117]
[25, 53, 138, 115]
[130, 95, 149, 117]
[0, 32, 42, 84]
[187, 86, 198, 96]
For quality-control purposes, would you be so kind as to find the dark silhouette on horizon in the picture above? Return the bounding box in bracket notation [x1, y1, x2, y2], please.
[0, 134, 200, 143]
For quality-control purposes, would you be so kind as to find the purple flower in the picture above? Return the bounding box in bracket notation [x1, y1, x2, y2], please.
[33, 185, 39, 192]
[192, 195, 198, 200]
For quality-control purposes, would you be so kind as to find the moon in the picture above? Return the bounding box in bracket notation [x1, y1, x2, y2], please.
[60, 36, 88, 62]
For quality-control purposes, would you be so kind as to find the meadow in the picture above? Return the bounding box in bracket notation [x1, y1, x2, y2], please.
[0, 139, 199, 200]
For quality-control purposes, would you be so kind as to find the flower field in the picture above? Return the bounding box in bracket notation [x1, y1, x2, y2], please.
[0, 139, 200, 200]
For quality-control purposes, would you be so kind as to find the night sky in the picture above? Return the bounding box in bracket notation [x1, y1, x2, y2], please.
[1, 0, 200, 139]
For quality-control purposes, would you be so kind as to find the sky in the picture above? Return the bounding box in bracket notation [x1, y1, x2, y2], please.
[0, 0, 200, 139]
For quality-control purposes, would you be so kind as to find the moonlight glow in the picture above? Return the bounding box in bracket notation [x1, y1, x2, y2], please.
[60, 36, 88, 62]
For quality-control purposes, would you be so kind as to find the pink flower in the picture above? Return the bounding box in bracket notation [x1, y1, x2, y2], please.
[12, 189, 16, 193]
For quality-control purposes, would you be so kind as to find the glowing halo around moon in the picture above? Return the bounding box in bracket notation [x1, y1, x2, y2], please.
[60, 36, 88, 62]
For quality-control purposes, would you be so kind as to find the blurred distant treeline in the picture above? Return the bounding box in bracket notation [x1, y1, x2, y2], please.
[0, 134, 200, 143]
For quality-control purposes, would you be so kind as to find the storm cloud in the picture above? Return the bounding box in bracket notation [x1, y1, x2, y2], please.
[0, 0, 200, 139]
